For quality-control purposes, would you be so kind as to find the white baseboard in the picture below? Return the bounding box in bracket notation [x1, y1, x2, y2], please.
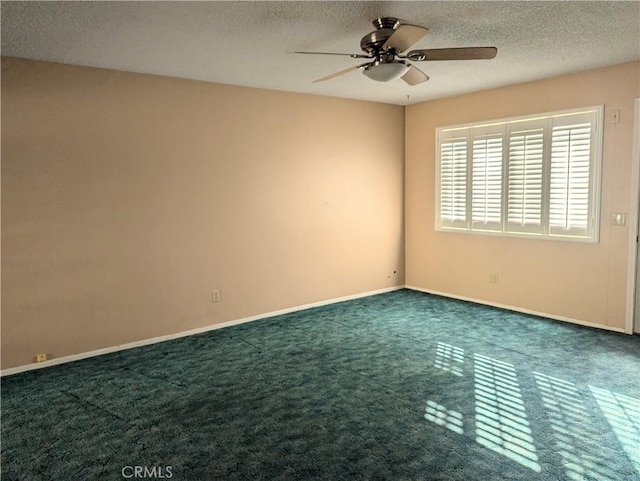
[0, 286, 404, 377]
[4, 283, 626, 377]
[405, 285, 628, 334]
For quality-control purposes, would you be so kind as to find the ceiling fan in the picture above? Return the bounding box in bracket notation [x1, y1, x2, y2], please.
[293, 17, 497, 86]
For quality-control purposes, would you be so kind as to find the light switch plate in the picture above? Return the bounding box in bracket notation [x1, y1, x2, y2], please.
[611, 212, 626, 226]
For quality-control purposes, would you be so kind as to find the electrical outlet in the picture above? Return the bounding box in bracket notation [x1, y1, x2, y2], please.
[489, 273, 499, 284]
[35, 353, 47, 363]
[609, 109, 620, 124]
[211, 290, 221, 303]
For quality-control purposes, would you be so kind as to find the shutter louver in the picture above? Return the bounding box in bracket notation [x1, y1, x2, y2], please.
[549, 122, 592, 237]
[507, 128, 544, 234]
[472, 136, 503, 230]
[439, 138, 468, 228]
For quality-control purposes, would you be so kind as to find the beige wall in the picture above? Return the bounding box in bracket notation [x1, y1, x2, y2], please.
[405, 62, 640, 330]
[1, 57, 405, 369]
[3, 58, 637, 370]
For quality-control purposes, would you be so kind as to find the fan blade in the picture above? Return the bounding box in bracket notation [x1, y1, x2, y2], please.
[290, 51, 371, 59]
[406, 47, 497, 61]
[382, 24, 429, 53]
[312, 63, 369, 83]
[401, 65, 430, 86]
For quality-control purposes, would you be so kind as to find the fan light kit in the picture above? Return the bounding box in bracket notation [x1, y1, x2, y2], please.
[293, 17, 497, 86]
[363, 61, 409, 82]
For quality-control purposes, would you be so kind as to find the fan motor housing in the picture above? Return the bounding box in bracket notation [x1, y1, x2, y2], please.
[360, 17, 400, 54]
[360, 29, 394, 54]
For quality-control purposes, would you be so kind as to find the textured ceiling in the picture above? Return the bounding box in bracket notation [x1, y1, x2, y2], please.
[2, 1, 640, 105]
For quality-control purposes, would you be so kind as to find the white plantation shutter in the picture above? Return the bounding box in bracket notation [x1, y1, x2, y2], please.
[549, 112, 596, 238]
[471, 127, 504, 230]
[435, 106, 601, 241]
[507, 120, 545, 234]
[438, 130, 468, 228]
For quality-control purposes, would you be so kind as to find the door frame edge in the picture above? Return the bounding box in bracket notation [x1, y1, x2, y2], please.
[625, 98, 640, 334]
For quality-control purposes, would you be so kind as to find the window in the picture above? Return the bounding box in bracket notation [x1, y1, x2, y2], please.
[436, 106, 603, 241]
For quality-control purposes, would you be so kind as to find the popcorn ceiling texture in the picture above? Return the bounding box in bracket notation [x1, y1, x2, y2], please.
[2, 1, 639, 105]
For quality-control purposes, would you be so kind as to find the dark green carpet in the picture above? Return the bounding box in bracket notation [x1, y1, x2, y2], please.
[2, 289, 639, 480]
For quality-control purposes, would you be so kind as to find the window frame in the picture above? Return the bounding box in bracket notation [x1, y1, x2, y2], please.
[435, 106, 604, 243]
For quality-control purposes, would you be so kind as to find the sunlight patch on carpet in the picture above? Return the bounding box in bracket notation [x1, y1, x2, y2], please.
[589, 386, 640, 475]
[535, 373, 619, 481]
[434, 342, 464, 377]
[425, 400, 464, 434]
[474, 353, 541, 472]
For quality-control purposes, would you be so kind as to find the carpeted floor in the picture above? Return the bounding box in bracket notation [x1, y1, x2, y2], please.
[2, 289, 639, 480]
